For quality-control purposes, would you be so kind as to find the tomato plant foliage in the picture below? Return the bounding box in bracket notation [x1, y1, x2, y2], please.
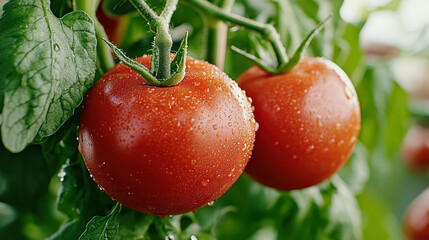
[0, 0, 415, 239]
[0, 0, 97, 153]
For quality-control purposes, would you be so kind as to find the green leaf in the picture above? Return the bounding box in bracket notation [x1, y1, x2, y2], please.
[57, 158, 86, 219]
[0, 0, 97, 153]
[275, 177, 362, 240]
[46, 220, 84, 240]
[0, 202, 17, 229]
[41, 116, 79, 173]
[358, 191, 402, 240]
[79, 203, 122, 240]
[338, 142, 369, 194]
[0, 144, 51, 209]
[116, 210, 155, 239]
[56, 153, 114, 221]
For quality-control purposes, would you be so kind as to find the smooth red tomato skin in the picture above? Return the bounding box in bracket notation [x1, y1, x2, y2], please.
[79, 56, 255, 216]
[237, 57, 361, 190]
[403, 188, 429, 240]
[402, 123, 429, 173]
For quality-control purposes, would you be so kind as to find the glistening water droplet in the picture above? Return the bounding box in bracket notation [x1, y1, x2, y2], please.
[54, 43, 60, 51]
[345, 86, 353, 100]
[201, 179, 209, 186]
[207, 200, 217, 206]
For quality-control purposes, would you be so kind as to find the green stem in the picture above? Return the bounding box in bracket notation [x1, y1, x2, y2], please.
[128, 0, 174, 80]
[127, 0, 159, 29]
[160, 0, 179, 22]
[74, 0, 114, 74]
[94, 21, 116, 74]
[154, 25, 173, 80]
[184, 0, 288, 65]
[205, 0, 234, 69]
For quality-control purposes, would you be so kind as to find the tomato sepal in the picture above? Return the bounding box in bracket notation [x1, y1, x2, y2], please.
[231, 14, 331, 75]
[103, 33, 189, 87]
[103, 38, 160, 85]
[279, 14, 332, 73]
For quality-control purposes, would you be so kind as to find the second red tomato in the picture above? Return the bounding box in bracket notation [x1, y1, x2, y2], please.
[238, 57, 361, 190]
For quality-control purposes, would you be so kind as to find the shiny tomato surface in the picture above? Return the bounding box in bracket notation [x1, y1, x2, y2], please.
[401, 123, 429, 173]
[403, 188, 429, 240]
[238, 57, 361, 190]
[79, 56, 256, 216]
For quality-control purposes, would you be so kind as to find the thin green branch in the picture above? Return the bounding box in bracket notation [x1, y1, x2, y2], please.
[128, 0, 160, 29]
[184, 0, 288, 65]
[205, 0, 234, 68]
[160, 0, 179, 22]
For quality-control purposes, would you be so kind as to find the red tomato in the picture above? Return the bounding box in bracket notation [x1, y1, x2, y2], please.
[401, 123, 429, 173]
[403, 188, 429, 240]
[78, 56, 256, 216]
[237, 57, 361, 190]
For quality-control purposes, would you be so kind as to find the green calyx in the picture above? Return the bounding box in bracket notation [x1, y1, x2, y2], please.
[105, 0, 188, 87]
[232, 14, 332, 74]
[185, 0, 331, 75]
[103, 32, 188, 87]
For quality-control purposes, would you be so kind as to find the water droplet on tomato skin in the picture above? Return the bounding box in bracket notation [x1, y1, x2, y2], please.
[98, 186, 105, 192]
[207, 200, 217, 206]
[336, 123, 341, 130]
[228, 167, 236, 177]
[344, 86, 354, 100]
[306, 145, 315, 153]
[201, 179, 210, 186]
[316, 116, 322, 128]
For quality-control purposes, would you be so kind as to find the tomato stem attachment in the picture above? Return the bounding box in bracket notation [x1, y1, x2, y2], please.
[103, 32, 188, 87]
[118, 0, 187, 86]
[185, 0, 331, 74]
[278, 14, 332, 73]
[183, 0, 288, 67]
[73, 0, 115, 74]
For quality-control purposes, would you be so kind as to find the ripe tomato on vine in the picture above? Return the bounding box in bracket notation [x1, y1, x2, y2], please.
[238, 57, 361, 190]
[79, 55, 256, 216]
